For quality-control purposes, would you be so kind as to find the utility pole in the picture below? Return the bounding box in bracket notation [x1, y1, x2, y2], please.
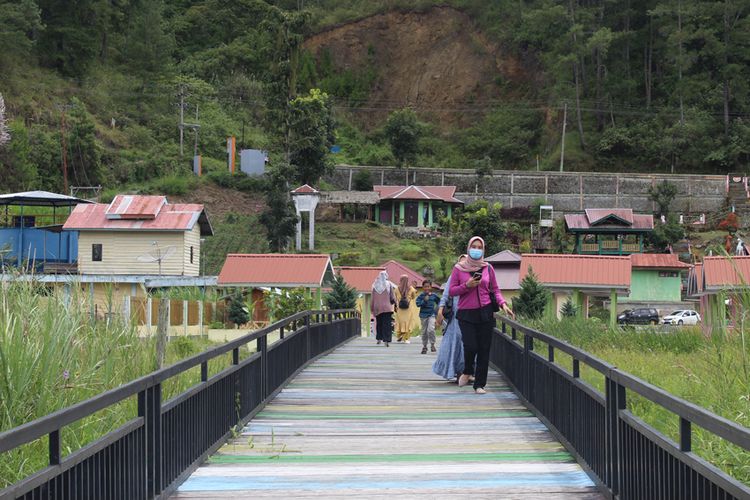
[560, 102, 567, 172]
[177, 85, 200, 159]
[193, 104, 199, 156]
[56, 104, 72, 193]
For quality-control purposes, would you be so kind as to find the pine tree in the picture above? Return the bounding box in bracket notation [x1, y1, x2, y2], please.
[0, 93, 9, 147]
[325, 274, 357, 310]
[513, 267, 550, 320]
[227, 293, 250, 328]
[560, 298, 578, 318]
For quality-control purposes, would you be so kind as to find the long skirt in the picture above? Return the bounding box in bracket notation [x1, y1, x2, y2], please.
[432, 318, 464, 380]
[375, 312, 393, 343]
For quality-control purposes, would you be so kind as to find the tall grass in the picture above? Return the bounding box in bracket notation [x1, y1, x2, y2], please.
[531, 316, 750, 485]
[0, 279, 228, 488]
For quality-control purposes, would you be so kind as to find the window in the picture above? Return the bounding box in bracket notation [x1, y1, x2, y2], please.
[92, 244, 102, 262]
[658, 271, 678, 278]
[190, 246, 194, 264]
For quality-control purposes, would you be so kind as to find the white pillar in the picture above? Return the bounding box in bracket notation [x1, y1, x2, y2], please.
[295, 210, 302, 250]
[146, 296, 153, 334]
[309, 210, 315, 250]
[123, 295, 131, 326]
[183, 300, 189, 336]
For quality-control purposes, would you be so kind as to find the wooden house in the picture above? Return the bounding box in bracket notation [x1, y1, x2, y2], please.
[63, 195, 213, 276]
[374, 185, 463, 228]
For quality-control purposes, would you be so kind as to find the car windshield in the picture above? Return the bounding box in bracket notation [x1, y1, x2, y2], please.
[669, 311, 685, 316]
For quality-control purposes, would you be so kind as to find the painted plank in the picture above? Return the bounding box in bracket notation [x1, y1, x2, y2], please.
[172, 337, 602, 498]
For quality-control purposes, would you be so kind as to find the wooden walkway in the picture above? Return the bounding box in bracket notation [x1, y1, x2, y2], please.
[172, 337, 602, 498]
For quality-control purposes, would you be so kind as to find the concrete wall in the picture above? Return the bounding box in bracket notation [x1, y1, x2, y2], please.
[327, 166, 727, 214]
[624, 269, 683, 303]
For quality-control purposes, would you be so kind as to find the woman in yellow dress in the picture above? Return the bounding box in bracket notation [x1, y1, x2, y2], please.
[394, 275, 418, 343]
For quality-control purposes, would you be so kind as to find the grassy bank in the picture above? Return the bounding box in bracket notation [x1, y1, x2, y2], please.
[0, 280, 235, 488]
[527, 317, 750, 485]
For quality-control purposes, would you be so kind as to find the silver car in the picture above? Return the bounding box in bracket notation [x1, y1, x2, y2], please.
[662, 310, 701, 325]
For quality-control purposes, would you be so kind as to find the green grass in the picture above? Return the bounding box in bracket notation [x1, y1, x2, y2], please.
[313, 221, 455, 281]
[520, 316, 750, 485]
[0, 279, 238, 488]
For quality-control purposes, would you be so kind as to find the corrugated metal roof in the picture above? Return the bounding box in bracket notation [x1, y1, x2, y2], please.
[381, 260, 427, 287]
[586, 208, 634, 225]
[319, 191, 380, 205]
[631, 254, 691, 269]
[702, 256, 750, 290]
[374, 186, 463, 204]
[520, 254, 631, 289]
[565, 212, 654, 231]
[218, 254, 333, 287]
[486, 250, 522, 263]
[106, 195, 166, 220]
[63, 197, 213, 236]
[335, 266, 385, 292]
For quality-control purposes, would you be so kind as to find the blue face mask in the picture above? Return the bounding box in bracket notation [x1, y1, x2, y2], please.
[469, 248, 483, 260]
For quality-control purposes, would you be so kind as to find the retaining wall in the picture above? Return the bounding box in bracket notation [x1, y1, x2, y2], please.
[327, 165, 727, 213]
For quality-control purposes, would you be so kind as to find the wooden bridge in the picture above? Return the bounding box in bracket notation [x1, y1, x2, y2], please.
[1, 310, 748, 499]
[173, 338, 599, 498]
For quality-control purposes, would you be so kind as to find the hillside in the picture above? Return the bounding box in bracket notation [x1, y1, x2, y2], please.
[303, 7, 530, 129]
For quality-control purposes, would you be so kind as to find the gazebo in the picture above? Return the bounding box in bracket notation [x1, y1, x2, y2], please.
[564, 209, 654, 255]
[0, 190, 93, 272]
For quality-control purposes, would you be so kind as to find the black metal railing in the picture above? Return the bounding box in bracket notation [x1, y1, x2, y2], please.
[492, 317, 750, 500]
[0, 309, 360, 499]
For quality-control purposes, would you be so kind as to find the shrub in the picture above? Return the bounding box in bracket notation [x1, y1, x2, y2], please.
[352, 168, 373, 191]
[513, 268, 550, 320]
[718, 212, 740, 233]
[325, 274, 358, 310]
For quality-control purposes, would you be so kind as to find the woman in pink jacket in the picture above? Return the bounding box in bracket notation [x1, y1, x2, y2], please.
[449, 236, 514, 394]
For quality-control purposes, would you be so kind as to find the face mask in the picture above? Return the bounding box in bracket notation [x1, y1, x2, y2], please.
[469, 248, 483, 260]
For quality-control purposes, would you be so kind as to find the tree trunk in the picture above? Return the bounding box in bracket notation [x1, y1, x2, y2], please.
[155, 298, 169, 370]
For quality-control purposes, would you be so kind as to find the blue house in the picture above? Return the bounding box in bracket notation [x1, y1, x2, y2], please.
[0, 191, 92, 272]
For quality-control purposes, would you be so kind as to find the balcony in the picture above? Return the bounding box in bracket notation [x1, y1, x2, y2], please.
[577, 239, 642, 255]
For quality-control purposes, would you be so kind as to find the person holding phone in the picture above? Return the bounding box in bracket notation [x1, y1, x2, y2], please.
[449, 236, 514, 394]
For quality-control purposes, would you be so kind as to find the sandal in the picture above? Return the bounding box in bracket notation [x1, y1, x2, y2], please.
[475, 387, 487, 395]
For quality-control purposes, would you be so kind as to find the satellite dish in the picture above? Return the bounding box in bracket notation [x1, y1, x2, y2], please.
[136, 243, 177, 275]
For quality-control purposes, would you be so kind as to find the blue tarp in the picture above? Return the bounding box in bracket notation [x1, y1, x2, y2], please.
[0, 228, 78, 265]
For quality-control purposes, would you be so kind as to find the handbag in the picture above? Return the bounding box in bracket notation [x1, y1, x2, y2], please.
[487, 268, 500, 313]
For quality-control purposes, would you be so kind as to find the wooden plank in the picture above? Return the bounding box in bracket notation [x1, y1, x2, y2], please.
[172, 338, 603, 498]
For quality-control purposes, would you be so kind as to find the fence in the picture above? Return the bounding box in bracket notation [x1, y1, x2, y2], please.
[491, 317, 750, 500]
[0, 309, 360, 499]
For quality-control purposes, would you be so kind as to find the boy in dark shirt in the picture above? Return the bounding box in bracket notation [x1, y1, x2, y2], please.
[415, 279, 440, 354]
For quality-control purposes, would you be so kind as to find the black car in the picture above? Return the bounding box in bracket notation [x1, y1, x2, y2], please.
[617, 308, 660, 325]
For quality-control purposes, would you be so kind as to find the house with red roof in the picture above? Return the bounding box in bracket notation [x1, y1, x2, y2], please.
[64, 195, 213, 276]
[218, 253, 336, 309]
[520, 254, 631, 325]
[564, 208, 654, 255]
[381, 260, 427, 288]
[373, 185, 463, 228]
[687, 255, 750, 330]
[622, 253, 691, 306]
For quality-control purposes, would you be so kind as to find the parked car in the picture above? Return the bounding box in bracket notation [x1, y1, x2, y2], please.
[617, 308, 660, 325]
[662, 310, 701, 325]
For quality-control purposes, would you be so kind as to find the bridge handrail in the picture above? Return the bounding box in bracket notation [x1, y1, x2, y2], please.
[498, 317, 750, 449]
[0, 308, 360, 498]
[495, 316, 750, 499]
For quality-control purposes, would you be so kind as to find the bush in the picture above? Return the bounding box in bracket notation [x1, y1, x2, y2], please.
[325, 274, 358, 310]
[718, 212, 740, 233]
[352, 168, 373, 191]
[513, 268, 550, 320]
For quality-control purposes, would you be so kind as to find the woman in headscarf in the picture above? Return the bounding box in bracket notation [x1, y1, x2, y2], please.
[371, 270, 396, 346]
[394, 274, 418, 343]
[449, 236, 514, 394]
[432, 256, 466, 382]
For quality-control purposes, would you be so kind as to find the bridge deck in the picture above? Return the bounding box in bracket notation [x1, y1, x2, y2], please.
[172, 337, 602, 498]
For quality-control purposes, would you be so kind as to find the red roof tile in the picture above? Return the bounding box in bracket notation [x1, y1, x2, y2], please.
[64, 197, 213, 235]
[218, 254, 333, 287]
[702, 256, 750, 290]
[520, 254, 631, 289]
[374, 186, 463, 204]
[486, 250, 522, 263]
[631, 254, 691, 269]
[586, 208, 634, 225]
[381, 260, 428, 287]
[291, 184, 319, 194]
[335, 267, 385, 292]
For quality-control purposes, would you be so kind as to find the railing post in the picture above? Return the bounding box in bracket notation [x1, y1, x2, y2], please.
[511, 327, 517, 341]
[259, 336, 268, 400]
[305, 314, 311, 360]
[139, 384, 162, 498]
[605, 375, 626, 496]
[49, 429, 60, 466]
[680, 417, 692, 452]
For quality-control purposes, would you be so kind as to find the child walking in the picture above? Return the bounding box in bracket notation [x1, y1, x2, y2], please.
[415, 279, 440, 354]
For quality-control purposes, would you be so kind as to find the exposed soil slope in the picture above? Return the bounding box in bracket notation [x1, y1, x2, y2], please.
[171, 182, 265, 223]
[304, 7, 529, 127]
